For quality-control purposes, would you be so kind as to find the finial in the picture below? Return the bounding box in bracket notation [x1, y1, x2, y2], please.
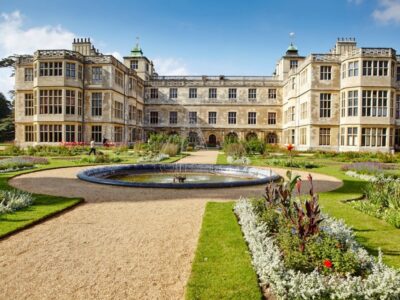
[136, 36, 140, 48]
[289, 32, 295, 45]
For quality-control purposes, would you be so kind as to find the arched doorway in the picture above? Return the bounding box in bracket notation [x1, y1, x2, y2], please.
[225, 132, 238, 143]
[208, 134, 217, 147]
[245, 132, 258, 141]
[266, 132, 278, 144]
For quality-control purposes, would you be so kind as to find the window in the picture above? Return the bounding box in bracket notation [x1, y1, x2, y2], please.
[340, 128, 345, 146]
[208, 112, 217, 124]
[91, 93, 102, 116]
[65, 90, 75, 115]
[65, 125, 75, 142]
[128, 105, 135, 121]
[114, 101, 123, 119]
[228, 88, 237, 99]
[128, 78, 134, 90]
[397, 66, 400, 81]
[77, 92, 82, 116]
[150, 111, 159, 124]
[362, 60, 388, 76]
[138, 110, 143, 124]
[114, 127, 123, 143]
[347, 90, 358, 117]
[39, 62, 62, 76]
[24, 68, 33, 81]
[248, 112, 256, 124]
[129, 127, 136, 142]
[341, 63, 347, 79]
[291, 129, 295, 144]
[130, 60, 138, 70]
[320, 66, 332, 80]
[150, 88, 159, 99]
[341, 92, 346, 117]
[189, 88, 197, 98]
[299, 127, 307, 145]
[115, 70, 123, 87]
[169, 88, 177, 99]
[39, 124, 62, 142]
[289, 106, 295, 121]
[24, 93, 34, 116]
[248, 89, 257, 100]
[78, 65, 83, 80]
[268, 89, 277, 99]
[290, 60, 298, 69]
[228, 112, 236, 124]
[320, 93, 331, 118]
[209, 88, 217, 99]
[25, 125, 35, 142]
[319, 128, 331, 146]
[361, 128, 387, 147]
[92, 67, 102, 82]
[91, 125, 102, 143]
[362, 90, 388, 117]
[189, 111, 197, 124]
[300, 102, 308, 119]
[169, 111, 177, 124]
[347, 127, 358, 146]
[39, 90, 62, 114]
[396, 95, 400, 119]
[66, 63, 76, 78]
[348, 61, 359, 77]
[268, 112, 276, 125]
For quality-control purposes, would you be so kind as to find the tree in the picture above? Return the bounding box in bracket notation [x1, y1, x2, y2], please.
[0, 93, 11, 120]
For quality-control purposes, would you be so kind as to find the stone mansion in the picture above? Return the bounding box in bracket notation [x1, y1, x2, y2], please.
[14, 38, 400, 152]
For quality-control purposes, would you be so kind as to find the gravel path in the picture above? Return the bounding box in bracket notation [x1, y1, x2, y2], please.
[2, 151, 342, 300]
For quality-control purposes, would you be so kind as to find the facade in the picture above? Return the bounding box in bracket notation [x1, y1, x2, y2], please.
[14, 38, 400, 152]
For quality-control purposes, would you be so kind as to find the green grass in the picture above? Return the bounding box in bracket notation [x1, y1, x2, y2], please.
[216, 152, 400, 268]
[186, 202, 262, 300]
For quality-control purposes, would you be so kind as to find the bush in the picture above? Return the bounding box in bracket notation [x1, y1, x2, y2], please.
[147, 133, 186, 153]
[160, 143, 179, 156]
[266, 158, 319, 169]
[0, 145, 25, 156]
[315, 151, 400, 163]
[243, 138, 265, 155]
[137, 153, 169, 163]
[350, 176, 400, 228]
[0, 189, 34, 215]
[224, 143, 246, 158]
[0, 156, 48, 172]
[79, 153, 122, 164]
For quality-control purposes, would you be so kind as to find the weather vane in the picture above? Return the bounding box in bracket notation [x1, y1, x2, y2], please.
[136, 36, 140, 47]
[289, 32, 295, 45]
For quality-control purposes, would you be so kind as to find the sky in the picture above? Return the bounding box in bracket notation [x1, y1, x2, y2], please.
[1, 0, 400, 98]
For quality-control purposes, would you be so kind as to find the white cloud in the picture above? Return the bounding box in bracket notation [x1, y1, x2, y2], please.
[152, 57, 189, 75]
[0, 11, 76, 97]
[372, 0, 400, 24]
[107, 51, 123, 62]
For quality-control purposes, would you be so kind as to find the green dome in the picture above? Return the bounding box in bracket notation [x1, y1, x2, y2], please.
[287, 43, 298, 51]
[130, 44, 143, 57]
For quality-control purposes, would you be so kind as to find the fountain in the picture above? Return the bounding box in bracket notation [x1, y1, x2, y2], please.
[77, 164, 280, 189]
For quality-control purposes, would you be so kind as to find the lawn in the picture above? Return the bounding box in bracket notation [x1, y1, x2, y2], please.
[215, 152, 400, 268]
[186, 202, 262, 300]
[0, 152, 186, 238]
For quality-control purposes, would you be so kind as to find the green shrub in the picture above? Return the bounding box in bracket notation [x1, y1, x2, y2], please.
[266, 158, 319, 169]
[0, 189, 34, 215]
[160, 143, 179, 156]
[0, 145, 25, 156]
[224, 143, 246, 158]
[243, 138, 265, 155]
[79, 153, 122, 164]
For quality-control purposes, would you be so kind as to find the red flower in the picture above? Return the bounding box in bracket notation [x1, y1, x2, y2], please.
[323, 259, 333, 268]
[287, 144, 294, 151]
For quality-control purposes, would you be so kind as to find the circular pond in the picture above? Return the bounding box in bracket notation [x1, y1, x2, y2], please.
[77, 164, 280, 189]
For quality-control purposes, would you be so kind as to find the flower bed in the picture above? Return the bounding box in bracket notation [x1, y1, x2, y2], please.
[0, 190, 34, 215]
[342, 162, 398, 179]
[0, 156, 49, 173]
[234, 172, 400, 299]
[350, 176, 400, 228]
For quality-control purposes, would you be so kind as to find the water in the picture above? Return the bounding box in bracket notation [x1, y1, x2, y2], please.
[108, 172, 255, 184]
